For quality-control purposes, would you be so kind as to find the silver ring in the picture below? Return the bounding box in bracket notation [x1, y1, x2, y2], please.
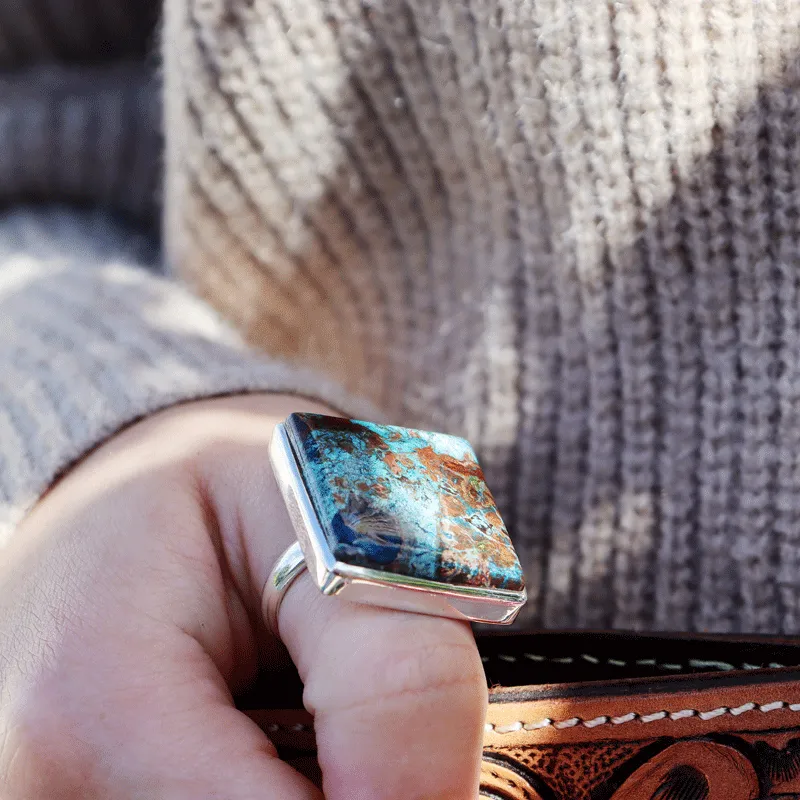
[263, 413, 527, 629]
[263, 541, 307, 637]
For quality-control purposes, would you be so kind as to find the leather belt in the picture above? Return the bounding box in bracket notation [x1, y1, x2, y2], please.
[235, 630, 800, 799]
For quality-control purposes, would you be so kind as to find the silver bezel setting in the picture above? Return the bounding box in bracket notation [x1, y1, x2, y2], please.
[269, 421, 526, 625]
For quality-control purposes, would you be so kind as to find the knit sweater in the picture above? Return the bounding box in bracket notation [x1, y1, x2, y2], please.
[2, 0, 800, 635]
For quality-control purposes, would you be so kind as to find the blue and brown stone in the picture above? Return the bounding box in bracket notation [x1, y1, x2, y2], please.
[285, 413, 525, 593]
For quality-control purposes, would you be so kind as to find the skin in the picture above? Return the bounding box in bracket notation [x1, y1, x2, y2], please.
[0, 393, 487, 799]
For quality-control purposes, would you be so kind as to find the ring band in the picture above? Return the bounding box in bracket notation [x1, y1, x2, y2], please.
[263, 541, 307, 637]
[263, 413, 527, 631]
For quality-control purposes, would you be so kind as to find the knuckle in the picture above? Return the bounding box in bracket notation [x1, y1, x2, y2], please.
[308, 623, 486, 718]
[377, 638, 484, 704]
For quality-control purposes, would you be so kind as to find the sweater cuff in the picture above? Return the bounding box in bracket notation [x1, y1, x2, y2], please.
[0, 208, 375, 543]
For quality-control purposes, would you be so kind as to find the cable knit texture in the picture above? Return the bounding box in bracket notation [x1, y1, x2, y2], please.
[5, 0, 800, 634]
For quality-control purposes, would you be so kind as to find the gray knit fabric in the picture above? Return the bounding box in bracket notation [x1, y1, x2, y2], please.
[0, 63, 161, 227]
[5, 0, 800, 634]
[0, 207, 376, 540]
[0, 3, 374, 546]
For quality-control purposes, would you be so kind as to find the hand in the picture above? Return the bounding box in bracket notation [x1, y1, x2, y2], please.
[0, 394, 486, 799]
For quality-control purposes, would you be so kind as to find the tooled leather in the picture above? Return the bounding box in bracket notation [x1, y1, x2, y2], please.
[480, 671, 800, 798]
[480, 740, 765, 799]
[236, 632, 800, 799]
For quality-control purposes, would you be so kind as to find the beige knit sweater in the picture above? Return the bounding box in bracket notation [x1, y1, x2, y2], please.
[2, 0, 800, 635]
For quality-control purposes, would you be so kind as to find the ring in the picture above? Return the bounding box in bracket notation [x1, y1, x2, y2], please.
[263, 541, 307, 638]
[262, 413, 526, 636]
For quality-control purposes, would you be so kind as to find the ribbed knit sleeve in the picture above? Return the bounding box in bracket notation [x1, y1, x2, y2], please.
[0, 62, 161, 228]
[0, 208, 375, 545]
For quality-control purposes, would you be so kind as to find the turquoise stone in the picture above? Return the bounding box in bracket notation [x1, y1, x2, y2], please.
[285, 413, 525, 592]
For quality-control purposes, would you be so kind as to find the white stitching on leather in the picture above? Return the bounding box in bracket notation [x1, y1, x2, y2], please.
[698, 707, 728, 720]
[480, 653, 788, 672]
[493, 721, 524, 734]
[483, 700, 800, 735]
[554, 717, 580, 729]
[523, 718, 553, 730]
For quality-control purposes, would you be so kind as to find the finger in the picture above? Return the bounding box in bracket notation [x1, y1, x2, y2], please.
[4, 620, 323, 800]
[104, 645, 324, 800]
[279, 574, 487, 800]
[184, 395, 487, 797]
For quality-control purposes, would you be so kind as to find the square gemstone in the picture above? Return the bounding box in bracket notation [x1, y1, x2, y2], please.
[285, 413, 525, 593]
